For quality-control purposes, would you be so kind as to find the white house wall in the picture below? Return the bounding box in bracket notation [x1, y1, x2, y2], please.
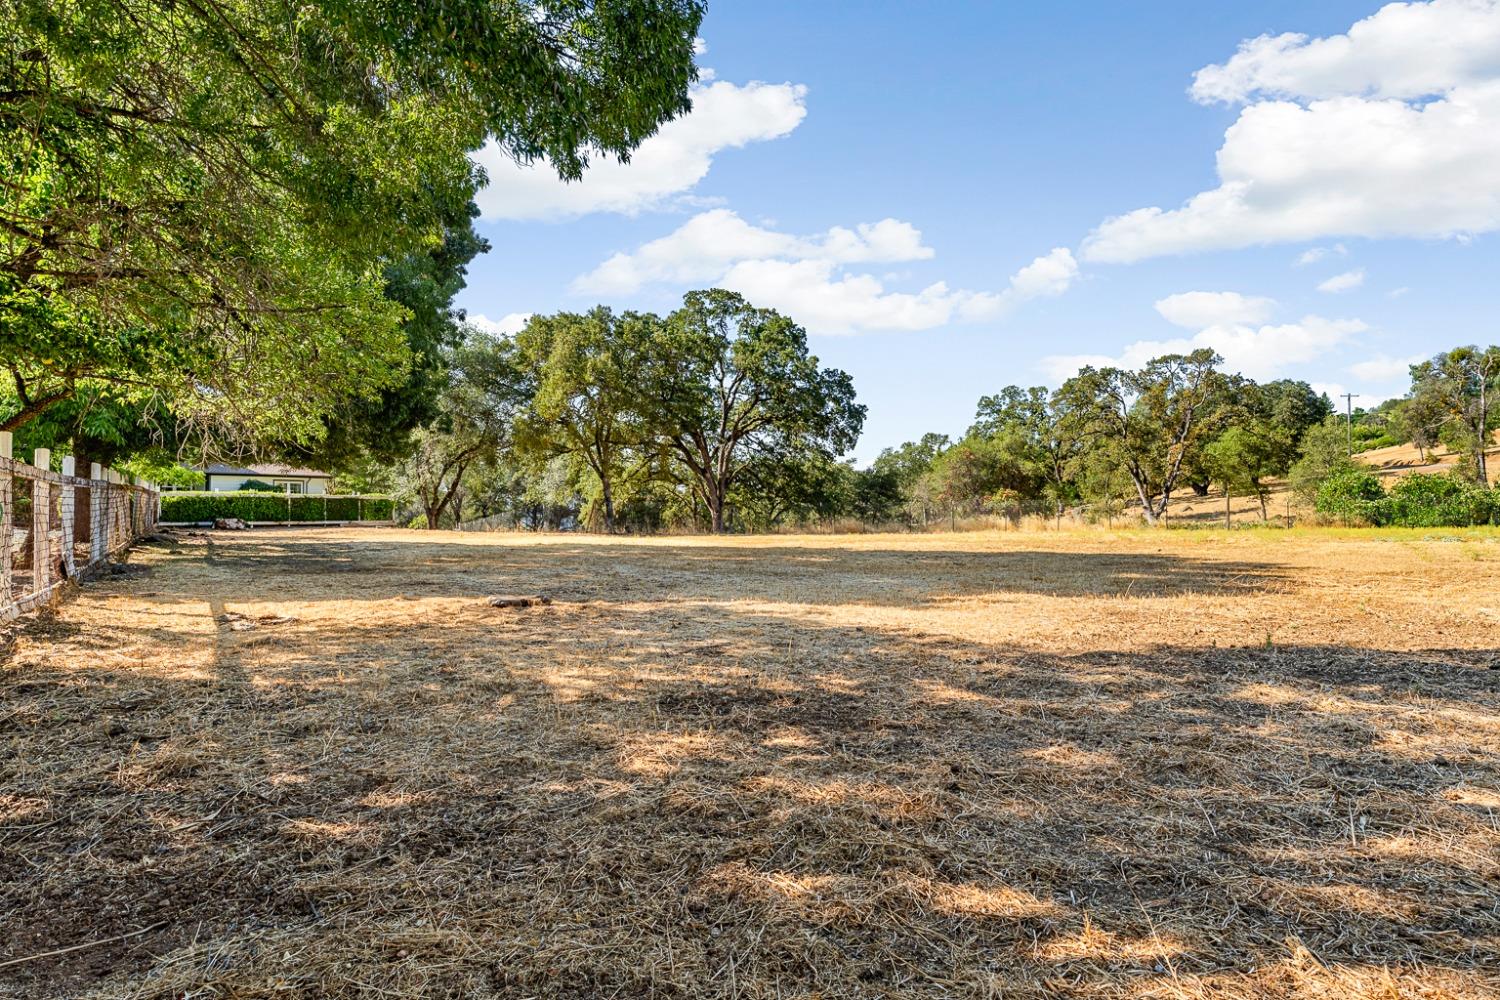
[207, 476, 329, 494]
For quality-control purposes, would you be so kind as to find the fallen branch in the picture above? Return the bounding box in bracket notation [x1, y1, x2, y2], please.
[0, 920, 168, 971]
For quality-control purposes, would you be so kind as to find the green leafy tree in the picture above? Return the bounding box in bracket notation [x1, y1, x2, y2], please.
[513, 307, 660, 532]
[929, 435, 1033, 522]
[1202, 424, 1288, 522]
[1288, 417, 1357, 503]
[871, 433, 950, 525]
[849, 464, 905, 523]
[2, 0, 703, 443]
[646, 290, 865, 533]
[1409, 346, 1500, 485]
[971, 385, 1082, 512]
[398, 334, 526, 529]
[1314, 467, 1388, 525]
[1253, 380, 1333, 453]
[308, 198, 491, 468]
[1387, 394, 1445, 463]
[1056, 350, 1234, 524]
[730, 451, 853, 530]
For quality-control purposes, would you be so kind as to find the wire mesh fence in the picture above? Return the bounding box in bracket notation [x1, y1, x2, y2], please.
[0, 434, 160, 620]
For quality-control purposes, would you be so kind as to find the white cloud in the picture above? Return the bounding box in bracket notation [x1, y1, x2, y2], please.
[1154, 291, 1276, 328]
[1189, 0, 1500, 104]
[469, 312, 532, 336]
[1042, 311, 1366, 383]
[1295, 243, 1347, 265]
[1349, 353, 1425, 381]
[1316, 381, 1401, 409]
[719, 259, 1005, 334]
[572, 210, 934, 295]
[1082, 1, 1500, 262]
[474, 78, 808, 220]
[1317, 268, 1366, 293]
[572, 210, 1076, 334]
[1005, 247, 1079, 299]
[1388, 286, 1412, 297]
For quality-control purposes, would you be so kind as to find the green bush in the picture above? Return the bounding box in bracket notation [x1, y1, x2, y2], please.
[1315, 470, 1498, 527]
[1385, 473, 1497, 527]
[1314, 467, 1389, 525]
[160, 492, 394, 523]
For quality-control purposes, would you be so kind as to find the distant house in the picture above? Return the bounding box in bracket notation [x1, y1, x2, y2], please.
[202, 464, 333, 495]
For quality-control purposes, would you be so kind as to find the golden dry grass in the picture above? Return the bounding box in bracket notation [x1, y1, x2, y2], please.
[3, 525, 1499, 998]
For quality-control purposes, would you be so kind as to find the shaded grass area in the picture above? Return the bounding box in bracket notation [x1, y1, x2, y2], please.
[2, 528, 1499, 998]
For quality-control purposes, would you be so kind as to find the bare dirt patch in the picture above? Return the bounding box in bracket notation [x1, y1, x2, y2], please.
[3, 526, 1498, 998]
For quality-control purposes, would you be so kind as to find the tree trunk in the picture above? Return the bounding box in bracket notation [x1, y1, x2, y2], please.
[1224, 489, 1231, 529]
[1190, 480, 1210, 497]
[1477, 381, 1490, 486]
[705, 479, 727, 533]
[601, 480, 615, 533]
[425, 507, 440, 529]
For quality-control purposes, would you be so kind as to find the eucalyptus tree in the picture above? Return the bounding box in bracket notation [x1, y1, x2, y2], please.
[646, 290, 865, 533]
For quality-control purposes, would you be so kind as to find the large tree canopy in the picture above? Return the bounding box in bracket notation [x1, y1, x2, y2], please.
[399, 331, 527, 530]
[1410, 346, 1500, 486]
[1057, 350, 1236, 525]
[1, 0, 704, 446]
[512, 306, 659, 532]
[648, 290, 865, 532]
[303, 196, 492, 469]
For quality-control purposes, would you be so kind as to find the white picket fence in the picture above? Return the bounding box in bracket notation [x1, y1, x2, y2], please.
[0, 431, 161, 620]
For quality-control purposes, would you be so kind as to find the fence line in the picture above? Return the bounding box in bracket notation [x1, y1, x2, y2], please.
[0, 432, 160, 621]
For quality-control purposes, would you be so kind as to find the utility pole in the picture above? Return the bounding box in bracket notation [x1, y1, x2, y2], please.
[1341, 392, 1360, 456]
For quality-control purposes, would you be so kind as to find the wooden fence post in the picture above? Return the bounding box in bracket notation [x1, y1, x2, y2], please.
[32, 448, 51, 598]
[0, 432, 11, 610]
[60, 456, 77, 578]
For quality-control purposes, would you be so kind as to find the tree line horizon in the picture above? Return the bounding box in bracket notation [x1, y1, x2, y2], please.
[363, 302, 1499, 532]
[4, 1, 1496, 533]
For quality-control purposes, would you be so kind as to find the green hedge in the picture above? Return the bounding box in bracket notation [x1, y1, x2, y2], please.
[160, 491, 394, 523]
[1315, 471, 1498, 527]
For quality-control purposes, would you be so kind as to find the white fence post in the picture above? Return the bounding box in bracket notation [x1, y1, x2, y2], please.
[89, 462, 105, 566]
[60, 456, 77, 578]
[0, 432, 11, 610]
[32, 448, 51, 598]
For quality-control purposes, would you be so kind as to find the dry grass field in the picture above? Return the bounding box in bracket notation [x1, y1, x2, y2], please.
[3, 526, 1500, 998]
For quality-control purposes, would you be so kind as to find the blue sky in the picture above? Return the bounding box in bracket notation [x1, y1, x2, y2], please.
[458, 0, 1500, 462]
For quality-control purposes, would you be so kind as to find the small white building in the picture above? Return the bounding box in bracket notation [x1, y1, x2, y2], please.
[202, 464, 333, 494]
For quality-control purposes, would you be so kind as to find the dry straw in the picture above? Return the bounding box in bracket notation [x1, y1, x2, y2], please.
[2, 526, 1498, 997]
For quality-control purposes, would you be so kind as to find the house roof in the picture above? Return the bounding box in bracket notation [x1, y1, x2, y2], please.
[202, 463, 333, 479]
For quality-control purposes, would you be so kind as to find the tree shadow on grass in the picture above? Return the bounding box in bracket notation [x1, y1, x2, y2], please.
[129, 530, 1299, 607]
[3, 560, 1497, 997]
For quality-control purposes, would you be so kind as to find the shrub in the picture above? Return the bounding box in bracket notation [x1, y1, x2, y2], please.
[160, 492, 394, 523]
[1314, 469, 1498, 527]
[1314, 468, 1388, 525]
[1385, 473, 1497, 527]
[238, 479, 280, 492]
